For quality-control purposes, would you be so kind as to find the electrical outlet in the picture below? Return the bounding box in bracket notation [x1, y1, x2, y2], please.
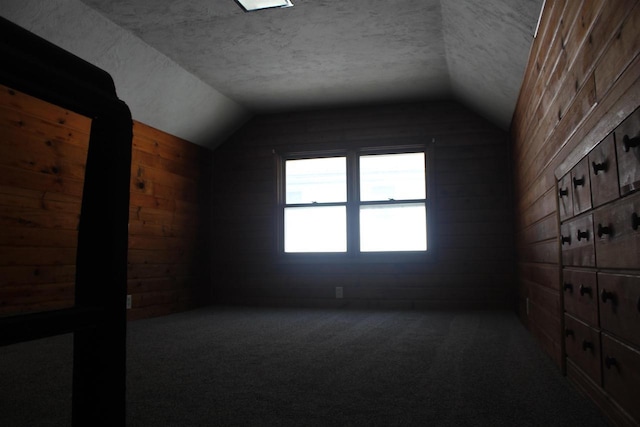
[126, 294, 132, 309]
[335, 287, 343, 299]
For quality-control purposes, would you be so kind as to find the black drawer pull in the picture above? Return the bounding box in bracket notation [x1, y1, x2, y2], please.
[576, 229, 589, 241]
[563, 283, 573, 292]
[622, 134, 640, 152]
[573, 176, 585, 188]
[597, 224, 612, 238]
[559, 188, 569, 197]
[565, 329, 574, 337]
[633, 212, 639, 231]
[601, 289, 616, 304]
[582, 340, 593, 351]
[579, 284, 592, 296]
[561, 235, 571, 245]
[591, 161, 607, 175]
[605, 356, 618, 369]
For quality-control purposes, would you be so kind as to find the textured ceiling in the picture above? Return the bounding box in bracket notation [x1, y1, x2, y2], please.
[79, 0, 542, 128]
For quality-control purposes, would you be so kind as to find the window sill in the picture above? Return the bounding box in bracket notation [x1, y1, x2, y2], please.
[276, 251, 434, 264]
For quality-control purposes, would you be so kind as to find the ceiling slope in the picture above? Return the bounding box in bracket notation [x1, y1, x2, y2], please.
[2, 0, 542, 148]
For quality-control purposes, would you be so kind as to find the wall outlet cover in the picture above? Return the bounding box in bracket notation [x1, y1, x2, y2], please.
[336, 287, 343, 299]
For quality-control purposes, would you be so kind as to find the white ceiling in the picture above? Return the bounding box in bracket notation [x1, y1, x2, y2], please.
[1, 0, 543, 149]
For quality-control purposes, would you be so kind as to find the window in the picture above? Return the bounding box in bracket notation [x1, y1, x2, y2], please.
[279, 148, 429, 255]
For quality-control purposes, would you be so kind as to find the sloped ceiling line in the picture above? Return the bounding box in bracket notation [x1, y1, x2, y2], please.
[1, 0, 542, 149]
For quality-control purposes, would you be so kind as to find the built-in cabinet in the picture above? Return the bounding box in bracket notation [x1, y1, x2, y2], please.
[558, 107, 640, 426]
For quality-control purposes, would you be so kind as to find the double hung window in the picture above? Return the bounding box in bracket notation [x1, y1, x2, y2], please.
[280, 148, 428, 255]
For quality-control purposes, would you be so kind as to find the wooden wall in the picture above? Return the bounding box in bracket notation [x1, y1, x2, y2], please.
[0, 84, 212, 320]
[511, 0, 640, 366]
[212, 101, 515, 308]
[0, 84, 89, 315]
[127, 121, 212, 320]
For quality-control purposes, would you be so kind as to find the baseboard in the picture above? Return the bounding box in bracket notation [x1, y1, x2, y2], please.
[214, 296, 513, 311]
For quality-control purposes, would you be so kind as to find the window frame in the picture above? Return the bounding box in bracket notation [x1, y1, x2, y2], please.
[276, 143, 433, 263]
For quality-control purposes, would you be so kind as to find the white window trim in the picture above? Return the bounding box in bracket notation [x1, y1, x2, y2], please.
[276, 144, 434, 262]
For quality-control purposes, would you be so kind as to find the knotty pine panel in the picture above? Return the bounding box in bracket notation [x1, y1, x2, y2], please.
[127, 121, 212, 320]
[0, 84, 212, 319]
[0, 85, 89, 315]
[511, 1, 640, 366]
[212, 101, 515, 308]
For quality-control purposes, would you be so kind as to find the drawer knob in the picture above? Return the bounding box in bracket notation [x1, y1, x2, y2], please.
[579, 284, 592, 296]
[601, 289, 616, 304]
[573, 176, 585, 188]
[559, 188, 569, 197]
[605, 356, 618, 369]
[563, 282, 573, 292]
[622, 134, 640, 152]
[576, 229, 589, 241]
[565, 329, 574, 337]
[582, 340, 593, 351]
[597, 224, 612, 238]
[591, 161, 607, 175]
[633, 212, 639, 231]
[561, 235, 571, 245]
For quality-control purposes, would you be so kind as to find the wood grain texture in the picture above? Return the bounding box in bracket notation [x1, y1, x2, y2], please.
[0, 84, 212, 319]
[511, 0, 640, 369]
[0, 85, 89, 315]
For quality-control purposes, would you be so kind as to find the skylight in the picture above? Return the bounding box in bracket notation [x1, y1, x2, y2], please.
[235, 0, 293, 12]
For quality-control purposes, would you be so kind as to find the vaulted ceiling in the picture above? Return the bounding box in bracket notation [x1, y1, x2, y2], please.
[1, 0, 543, 149]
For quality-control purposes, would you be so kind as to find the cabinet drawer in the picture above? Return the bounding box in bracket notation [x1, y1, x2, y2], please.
[589, 134, 619, 208]
[571, 157, 592, 214]
[562, 269, 598, 325]
[599, 273, 640, 348]
[593, 191, 640, 269]
[601, 334, 640, 423]
[615, 107, 640, 196]
[561, 214, 595, 267]
[558, 173, 574, 221]
[564, 314, 601, 385]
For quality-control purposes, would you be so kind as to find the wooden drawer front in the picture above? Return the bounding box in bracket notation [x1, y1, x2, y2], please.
[558, 173, 574, 221]
[599, 273, 640, 348]
[615, 107, 640, 196]
[561, 214, 595, 267]
[593, 191, 640, 269]
[571, 157, 592, 214]
[564, 314, 602, 385]
[562, 269, 598, 325]
[589, 134, 620, 208]
[601, 334, 640, 423]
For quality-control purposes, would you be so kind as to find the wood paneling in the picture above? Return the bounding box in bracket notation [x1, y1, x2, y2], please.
[126, 121, 212, 320]
[511, 0, 640, 366]
[0, 85, 89, 315]
[0, 84, 212, 320]
[212, 101, 515, 307]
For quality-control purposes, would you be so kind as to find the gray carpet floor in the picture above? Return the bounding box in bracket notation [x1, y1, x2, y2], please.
[1, 306, 611, 426]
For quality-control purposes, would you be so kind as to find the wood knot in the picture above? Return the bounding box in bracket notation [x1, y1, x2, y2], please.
[137, 181, 145, 190]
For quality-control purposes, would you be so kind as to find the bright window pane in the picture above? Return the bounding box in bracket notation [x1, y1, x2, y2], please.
[360, 204, 427, 252]
[286, 157, 346, 204]
[285, 206, 346, 252]
[360, 153, 425, 201]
